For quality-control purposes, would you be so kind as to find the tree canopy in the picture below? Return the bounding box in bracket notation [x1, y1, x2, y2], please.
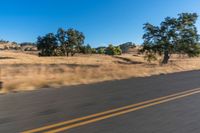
[141, 13, 200, 64]
[37, 28, 85, 56]
[37, 33, 58, 56]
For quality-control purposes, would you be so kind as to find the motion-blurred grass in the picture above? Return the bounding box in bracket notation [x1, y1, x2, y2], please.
[1, 51, 200, 93]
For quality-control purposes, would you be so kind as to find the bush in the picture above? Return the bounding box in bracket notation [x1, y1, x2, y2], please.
[114, 46, 122, 55]
[91, 48, 97, 54]
[80, 44, 93, 54]
[98, 48, 105, 54]
[105, 45, 122, 55]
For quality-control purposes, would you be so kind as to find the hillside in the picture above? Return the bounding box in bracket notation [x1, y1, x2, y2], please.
[0, 42, 20, 50]
[0, 42, 37, 51]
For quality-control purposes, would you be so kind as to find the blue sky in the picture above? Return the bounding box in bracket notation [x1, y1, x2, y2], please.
[0, 0, 199, 47]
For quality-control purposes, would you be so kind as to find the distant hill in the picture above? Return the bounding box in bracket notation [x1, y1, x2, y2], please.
[0, 42, 20, 50]
[0, 42, 37, 51]
[20, 42, 38, 51]
[119, 42, 136, 53]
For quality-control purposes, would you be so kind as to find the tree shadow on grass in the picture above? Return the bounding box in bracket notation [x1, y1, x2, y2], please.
[1, 63, 100, 68]
[113, 56, 143, 65]
[0, 57, 16, 60]
[48, 63, 100, 68]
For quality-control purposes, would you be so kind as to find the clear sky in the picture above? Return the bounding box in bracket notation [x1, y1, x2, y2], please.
[0, 0, 199, 47]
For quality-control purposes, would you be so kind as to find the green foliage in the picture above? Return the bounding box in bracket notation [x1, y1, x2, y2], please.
[37, 33, 58, 56]
[66, 28, 85, 56]
[91, 48, 97, 54]
[37, 28, 85, 56]
[186, 44, 200, 57]
[105, 45, 115, 55]
[98, 48, 105, 54]
[105, 45, 122, 55]
[141, 13, 200, 64]
[57, 28, 85, 56]
[80, 44, 93, 54]
[144, 53, 157, 63]
[114, 46, 122, 55]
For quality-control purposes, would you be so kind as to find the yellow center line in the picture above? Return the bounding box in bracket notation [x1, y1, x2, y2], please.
[22, 88, 200, 133]
[46, 89, 200, 133]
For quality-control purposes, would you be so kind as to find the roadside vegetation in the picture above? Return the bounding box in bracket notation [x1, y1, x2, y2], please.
[0, 12, 200, 93]
[36, 28, 124, 56]
[2, 51, 200, 93]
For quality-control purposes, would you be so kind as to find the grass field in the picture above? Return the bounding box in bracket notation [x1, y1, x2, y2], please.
[1, 51, 200, 93]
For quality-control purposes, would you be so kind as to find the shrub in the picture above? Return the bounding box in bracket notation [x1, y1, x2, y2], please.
[98, 48, 105, 54]
[105, 45, 122, 55]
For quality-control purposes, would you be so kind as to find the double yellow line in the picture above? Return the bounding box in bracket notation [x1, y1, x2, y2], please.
[22, 88, 200, 133]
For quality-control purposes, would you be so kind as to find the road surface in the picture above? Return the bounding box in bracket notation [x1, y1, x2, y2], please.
[0, 70, 200, 133]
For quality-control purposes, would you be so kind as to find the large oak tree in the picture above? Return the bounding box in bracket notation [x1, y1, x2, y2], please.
[37, 28, 85, 56]
[141, 13, 200, 64]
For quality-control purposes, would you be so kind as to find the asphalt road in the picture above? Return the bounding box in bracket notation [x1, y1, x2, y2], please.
[0, 70, 200, 133]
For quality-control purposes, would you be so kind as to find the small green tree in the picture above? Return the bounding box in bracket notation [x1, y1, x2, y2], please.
[114, 46, 122, 55]
[105, 45, 122, 55]
[141, 13, 200, 64]
[98, 48, 105, 54]
[105, 45, 115, 55]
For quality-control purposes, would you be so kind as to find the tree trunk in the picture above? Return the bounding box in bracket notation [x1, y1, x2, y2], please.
[162, 50, 170, 64]
[71, 52, 75, 56]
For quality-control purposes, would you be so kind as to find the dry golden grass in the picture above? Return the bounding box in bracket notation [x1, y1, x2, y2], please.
[1, 51, 200, 93]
